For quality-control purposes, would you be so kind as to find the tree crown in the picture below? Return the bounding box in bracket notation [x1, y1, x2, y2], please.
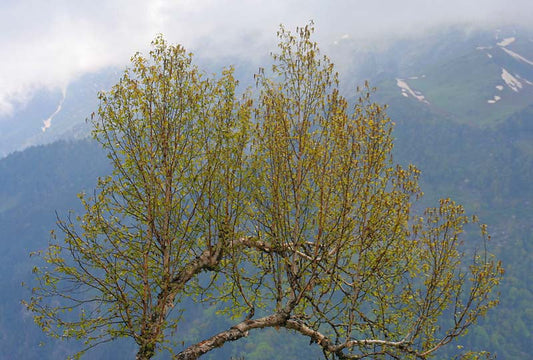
[25, 24, 502, 360]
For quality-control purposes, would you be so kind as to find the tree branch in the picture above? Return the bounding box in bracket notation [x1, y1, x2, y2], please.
[174, 311, 290, 360]
[285, 319, 419, 359]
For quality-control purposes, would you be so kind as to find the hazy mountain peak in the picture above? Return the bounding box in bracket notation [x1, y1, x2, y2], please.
[371, 27, 533, 127]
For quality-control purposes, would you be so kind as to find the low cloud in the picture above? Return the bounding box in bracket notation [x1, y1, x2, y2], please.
[0, 0, 531, 116]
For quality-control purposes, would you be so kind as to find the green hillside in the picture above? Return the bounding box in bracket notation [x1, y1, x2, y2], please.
[372, 28, 533, 127]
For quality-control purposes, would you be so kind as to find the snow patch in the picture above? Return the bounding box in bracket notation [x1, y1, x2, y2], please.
[396, 79, 429, 104]
[487, 95, 501, 104]
[497, 37, 515, 47]
[487, 53, 493, 59]
[501, 47, 533, 66]
[501, 68, 522, 92]
[42, 88, 66, 132]
[496, 85, 504, 91]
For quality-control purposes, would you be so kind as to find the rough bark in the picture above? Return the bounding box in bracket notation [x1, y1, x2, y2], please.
[175, 312, 290, 360]
[135, 243, 226, 360]
[174, 314, 422, 360]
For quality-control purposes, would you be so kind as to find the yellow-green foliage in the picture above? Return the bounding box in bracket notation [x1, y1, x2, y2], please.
[25, 24, 502, 360]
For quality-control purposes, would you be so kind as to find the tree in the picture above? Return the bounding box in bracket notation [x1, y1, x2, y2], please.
[26, 24, 503, 360]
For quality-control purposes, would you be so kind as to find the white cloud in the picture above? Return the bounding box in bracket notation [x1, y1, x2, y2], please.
[0, 0, 532, 115]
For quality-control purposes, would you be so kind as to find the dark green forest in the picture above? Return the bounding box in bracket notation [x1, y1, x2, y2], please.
[389, 103, 533, 359]
[1, 100, 531, 358]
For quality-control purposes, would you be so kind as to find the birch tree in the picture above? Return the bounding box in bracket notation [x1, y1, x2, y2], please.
[26, 25, 502, 360]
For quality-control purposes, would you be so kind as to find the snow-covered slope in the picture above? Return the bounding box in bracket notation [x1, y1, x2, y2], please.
[371, 27, 533, 127]
[0, 68, 119, 158]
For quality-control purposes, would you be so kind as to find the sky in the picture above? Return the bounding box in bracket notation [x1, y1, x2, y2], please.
[0, 0, 531, 116]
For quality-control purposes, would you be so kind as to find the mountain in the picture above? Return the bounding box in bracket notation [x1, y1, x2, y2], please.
[356, 26, 533, 358]
[0, 140, 118, 358]
[367, 27, 533, 127]
[0, 25, 531, 358]
[0, 57, 259, 160]
[391, 39, 532, 126]
[0, 68, 120, 158]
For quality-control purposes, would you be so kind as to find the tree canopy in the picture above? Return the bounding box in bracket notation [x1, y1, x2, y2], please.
[26, 24, 503, 360]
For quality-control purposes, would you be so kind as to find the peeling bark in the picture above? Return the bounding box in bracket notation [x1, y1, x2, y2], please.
[175, 312, 291, 360]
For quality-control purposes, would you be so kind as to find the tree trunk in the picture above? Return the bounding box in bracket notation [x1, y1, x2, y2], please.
[136, 341, 156, 360]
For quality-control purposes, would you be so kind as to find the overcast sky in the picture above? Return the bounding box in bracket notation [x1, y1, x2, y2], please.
[0, 0, 531, 116]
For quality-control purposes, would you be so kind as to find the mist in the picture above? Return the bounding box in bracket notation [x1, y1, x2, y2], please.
[1, 0, 531, 116]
